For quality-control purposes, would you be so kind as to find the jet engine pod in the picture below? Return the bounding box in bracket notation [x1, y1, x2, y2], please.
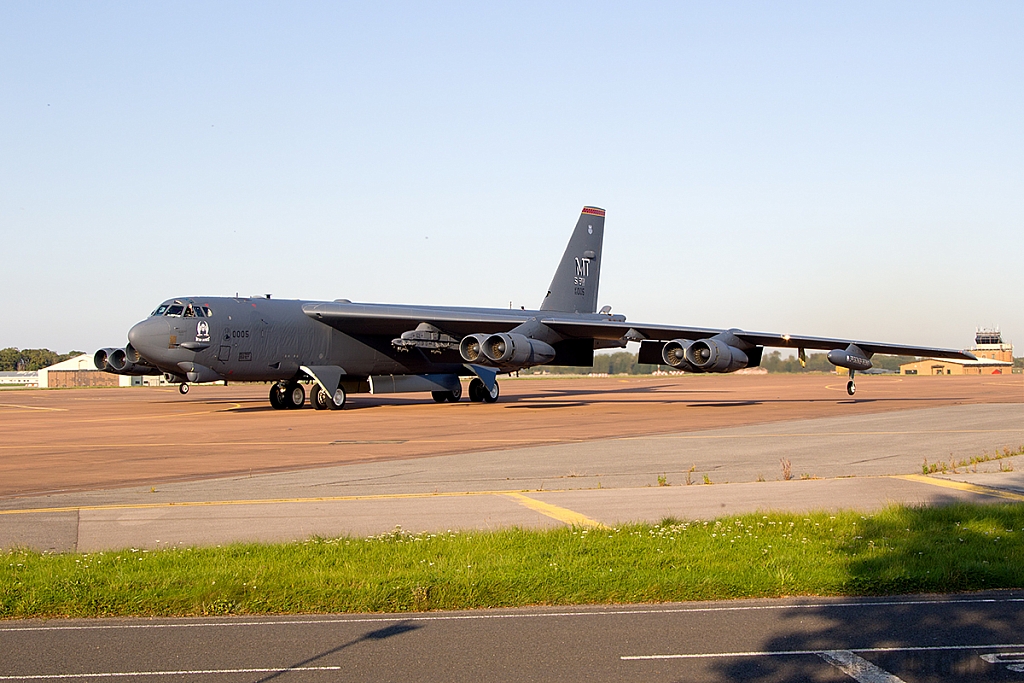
[661, 339, 698, 371]
[107, 348, 129, 372]
[459, 334, 490, 363]
[827, 345, 873, 371]
[94, 348, 119, 372]
[686, 338, 750, 373]
[482, 333, 556, 367]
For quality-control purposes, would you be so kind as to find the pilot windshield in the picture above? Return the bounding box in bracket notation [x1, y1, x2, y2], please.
[151, 304, 169, 316]
[165, 304, 184, 317]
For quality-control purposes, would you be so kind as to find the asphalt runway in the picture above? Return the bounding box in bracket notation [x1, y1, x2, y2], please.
[3, 592, 1024, 682]
[2, 375, 1024, 551]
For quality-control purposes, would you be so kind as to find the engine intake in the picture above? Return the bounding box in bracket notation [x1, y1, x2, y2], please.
[459, 334, 489, 363]
[686, 338, 750, 373]
[661, 339, 698, 371]
[482, 333, 555, 367]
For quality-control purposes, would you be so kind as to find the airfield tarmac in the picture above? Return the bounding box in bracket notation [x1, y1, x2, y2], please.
[2, 374, 1024, 552]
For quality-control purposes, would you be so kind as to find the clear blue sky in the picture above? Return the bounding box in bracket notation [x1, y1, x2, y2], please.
[2, 2, 1022, 354]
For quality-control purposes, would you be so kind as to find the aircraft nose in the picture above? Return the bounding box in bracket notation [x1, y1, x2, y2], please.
[127, 318, 169, 361]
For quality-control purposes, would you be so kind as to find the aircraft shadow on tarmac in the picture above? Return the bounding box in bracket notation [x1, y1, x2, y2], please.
[709, 502, 1024, 683]
[253, 622, 421, 683]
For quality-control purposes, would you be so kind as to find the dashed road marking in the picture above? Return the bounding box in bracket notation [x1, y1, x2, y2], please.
[819, 650, 906, 682]
[0, 667, 342, 680]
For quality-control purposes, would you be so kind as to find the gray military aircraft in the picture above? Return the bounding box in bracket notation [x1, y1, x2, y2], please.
[96, 206, 974, 409]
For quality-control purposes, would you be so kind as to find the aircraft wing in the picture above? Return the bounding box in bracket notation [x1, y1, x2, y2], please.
[542, 318, 976, 360]
[304, 302, 974, 360]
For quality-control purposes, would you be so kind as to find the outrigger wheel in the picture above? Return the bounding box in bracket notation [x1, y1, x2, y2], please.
[847, 369, 857, 396]
[178, 383, 189, 395]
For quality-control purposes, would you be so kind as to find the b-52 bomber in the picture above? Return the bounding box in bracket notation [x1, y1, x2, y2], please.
[96, 206, 974, 410]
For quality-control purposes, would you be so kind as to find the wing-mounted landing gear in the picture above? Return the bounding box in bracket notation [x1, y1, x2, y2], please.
[270, 381, 306, 409]
[432, 382, 462, 403]
[178, 383, 189, 395]
[847, 369, 856, 396]
[468, 377, 499, 403]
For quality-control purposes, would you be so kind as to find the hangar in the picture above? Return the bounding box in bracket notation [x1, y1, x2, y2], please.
[38, 354, 136, 388]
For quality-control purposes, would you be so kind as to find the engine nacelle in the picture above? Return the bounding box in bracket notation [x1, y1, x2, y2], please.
[686, 338, 750, 373]
[827, 345, 873, 371]
[481, 333, 556, 367]
[459, 334, 490, 363]
[661, 339, 699, 371]
[94, 348, 119, 373]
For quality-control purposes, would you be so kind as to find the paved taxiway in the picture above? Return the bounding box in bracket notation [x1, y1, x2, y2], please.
[2, 375, 1023, 551]
[3, 592, 1024, 682]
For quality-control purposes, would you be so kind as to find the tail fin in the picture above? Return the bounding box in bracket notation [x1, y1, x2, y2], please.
[539, 206, 605, 314]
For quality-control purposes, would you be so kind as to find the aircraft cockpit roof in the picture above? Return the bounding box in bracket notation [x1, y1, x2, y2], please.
[151, 300, 213, 318]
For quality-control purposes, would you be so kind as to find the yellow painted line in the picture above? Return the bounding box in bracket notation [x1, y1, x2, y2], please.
[0, 488, 583, 516]
[894, 474, 1024, 502]
[0, 437, 590, 450]
[502, 492, 605, 528]
[72, 403, 245, 423]
[632, 429, 1024, 441]
[0, 403, 67, 412]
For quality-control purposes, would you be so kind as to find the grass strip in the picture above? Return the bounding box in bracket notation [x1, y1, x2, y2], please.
[3, 503, 1024, 618]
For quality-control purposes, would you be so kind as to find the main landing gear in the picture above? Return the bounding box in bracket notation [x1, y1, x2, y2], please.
[311, 384, 346, 410]
[431, 382, 463, 403]
[468, 377, 499, 403]
[270, 381, 306, 409]
[847, 369, 857, 396]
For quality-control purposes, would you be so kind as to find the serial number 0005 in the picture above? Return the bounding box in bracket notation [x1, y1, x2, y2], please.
[231, 330, 250, 338]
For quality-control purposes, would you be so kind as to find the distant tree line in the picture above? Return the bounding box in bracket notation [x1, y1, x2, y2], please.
[0, 348, 85, 372]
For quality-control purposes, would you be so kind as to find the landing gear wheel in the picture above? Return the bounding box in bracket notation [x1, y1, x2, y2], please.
[311, 386, 328, 410]
[447, 382, 462, 403]
[178, 383, 189, 395]
[468, 378, 485, 402]
[847, 380, 856, 396]
[325, 386, 346, 410]
[432, 391, 448, 403]
[482, 380, 499, 403]
[284, 382, 305, 409]
[269, 383, 287, 409]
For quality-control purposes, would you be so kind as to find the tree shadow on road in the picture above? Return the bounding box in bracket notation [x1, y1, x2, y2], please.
[709, 502, 1024, 682]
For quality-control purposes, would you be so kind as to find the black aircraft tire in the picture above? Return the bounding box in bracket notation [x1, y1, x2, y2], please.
[282, 383, 305, 409]
[431, 391, 448, 403]
[311, 387, 327, 410]
[269, 384, 287, 410]
[482, 380, 500, 403]
[847, 380, 856, 396]
[468, 378, 485, 402]
[326, 387, 346, 410]
[447, 383, 463, 403]
[178, 383, 189, 395]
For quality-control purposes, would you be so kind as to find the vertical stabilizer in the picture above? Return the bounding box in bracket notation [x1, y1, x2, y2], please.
[539, 207, 605, 313]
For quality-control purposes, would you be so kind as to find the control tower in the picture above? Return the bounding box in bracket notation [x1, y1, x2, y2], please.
[972, 328, 1014, 363]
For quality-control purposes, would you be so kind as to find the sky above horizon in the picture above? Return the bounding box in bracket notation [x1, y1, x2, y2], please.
[2, 2, 1022, 354]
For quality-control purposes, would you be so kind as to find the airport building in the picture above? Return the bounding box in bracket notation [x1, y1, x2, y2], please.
[0, 371, 39, 386]
[900, 328, 1015, 376]
[38, 354, 137, 388]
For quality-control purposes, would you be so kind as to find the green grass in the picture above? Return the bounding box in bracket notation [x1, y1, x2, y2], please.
[3, 503, 1024, 618]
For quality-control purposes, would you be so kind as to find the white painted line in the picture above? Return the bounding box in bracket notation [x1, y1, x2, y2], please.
[620, 642, 1024, 660]
[819, 650, 906, 683]
[980, 651, 1024, 672]
[0, 667, 342, 680]
[3, 597, 1021, 633]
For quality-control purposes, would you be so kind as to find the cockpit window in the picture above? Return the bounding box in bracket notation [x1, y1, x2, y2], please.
[184, 304, 196, 318]
[193, 305, 205, 318]
[151, 304, 169, 317]
[165, 304, 184, 317]
[201, 306, 212, 317]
